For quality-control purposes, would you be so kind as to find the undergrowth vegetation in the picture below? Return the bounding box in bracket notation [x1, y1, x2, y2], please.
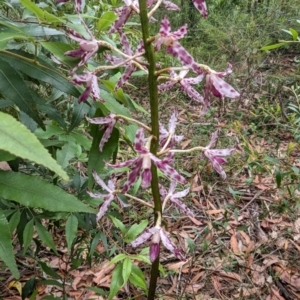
[0, 0, 300, 299]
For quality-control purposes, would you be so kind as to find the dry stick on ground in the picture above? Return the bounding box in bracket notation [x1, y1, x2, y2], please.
[239, 189, 266, 213]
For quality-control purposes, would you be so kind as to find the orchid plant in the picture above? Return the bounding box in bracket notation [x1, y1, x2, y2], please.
[62, 0, 239, 298]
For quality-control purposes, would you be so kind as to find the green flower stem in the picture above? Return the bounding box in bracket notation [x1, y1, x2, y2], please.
[138, 1, 162, 299]
[115, 115, 151, 132]
[159, 145, 206, 156]
[124, 193, 154, 208]
[94, 50, 147, 74]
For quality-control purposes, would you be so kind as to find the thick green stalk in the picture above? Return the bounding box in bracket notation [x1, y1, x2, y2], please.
[138, 1, 162, 299]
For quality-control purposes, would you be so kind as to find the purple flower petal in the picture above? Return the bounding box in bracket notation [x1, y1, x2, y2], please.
[150, 243, 160, 263]
[122, 157, 143, 193]
[192, 0, 208, 18]
[151, 154, 187, 184]
[130, 227, 159, 247]
[96, 195, 114, 221]
[160, 228, 186, 261]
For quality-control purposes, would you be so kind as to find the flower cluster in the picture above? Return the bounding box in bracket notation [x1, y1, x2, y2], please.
[63, 0, 239, 263]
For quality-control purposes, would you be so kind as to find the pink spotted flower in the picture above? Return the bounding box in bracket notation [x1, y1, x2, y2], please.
[87, 171, 128, 221]
[85, 114, 116, 151]
[65, 28, 98, 73]
[203, 64, 240, 112]
[105, 32, 145, 90]
[106, 128, 186, 193]
[159, 69, 204, 104]
[192, 0, 208, 18]
[204, 129, 235, 179]
[155, 16, 202, 74]
[160, 181, 194, 217]
[131, 225, 186, 262]
[72, 72, 100, 102]
[159, 111, 183, 164]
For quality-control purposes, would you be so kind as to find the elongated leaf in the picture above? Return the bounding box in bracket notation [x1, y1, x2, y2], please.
[124, 220, 148, 243]
[19, 0, 65, 24]
[97, 12, 117, 31]
[0, 209, 19, 279]
[40, 42, 79, 68]
[260, 43, 286, 51]
[0, 149, 16, 161]
[0, 50, 80, 97]
[109, 263, 124, 300]
[39, 261, 62, 279]
[0, 32, 29, 49]
[68, 101, 90, 133]
[8, 210, 20, 233]
[0, 59, 44, 128]
[0, 171, 95, 214]
[110, 216, 126, 235]
[56, 141, 78, 169]
[23, 219, 34, 254]
[129, 264, 147, 291]
[0, 112, 67, 180]
[122, 258, 132, 284]
[109, 253, 127, 265]
[36, 222, 57, 254]
[65, 215, 78, 252]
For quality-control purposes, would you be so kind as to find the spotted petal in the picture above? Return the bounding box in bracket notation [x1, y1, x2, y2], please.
[130, 227, 160, 247]
[192, 0, 208, 18]
[160, 228, 186, 261]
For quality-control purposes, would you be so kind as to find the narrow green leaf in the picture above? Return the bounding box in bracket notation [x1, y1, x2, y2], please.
[0, 32, 28, 49]
[122, 258, 132, 284]
[109, 263, 124, 300]
[275, 167, 282, 188]
[68, 101, 90, 133]
[23, 219, 34, 254]
[109, 253, 127, 265]
[40, 42, 79, 68]
[89, 231, 102, 257]
[19, 0, 65, 24]
[0, 50, 80, 97]
[39, 261, 61, 279]
[110, 216, 126, 235]
[0, 209, 19, 279]
[260, 43, 286, 51]
[65, 215, 78, 252]
[0, 59, 44, 128]
[129, 264, 147, 291]
[289, 28, 298, 41]
[8, 210, 20, 233]
[124, 220, 148, 243]
[97, 12, 117, 31]
[0, 171, 95, 214]
[35, 222, 57, 255]
[56, 141, 78, 169]
[0, 112, 68, 180]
